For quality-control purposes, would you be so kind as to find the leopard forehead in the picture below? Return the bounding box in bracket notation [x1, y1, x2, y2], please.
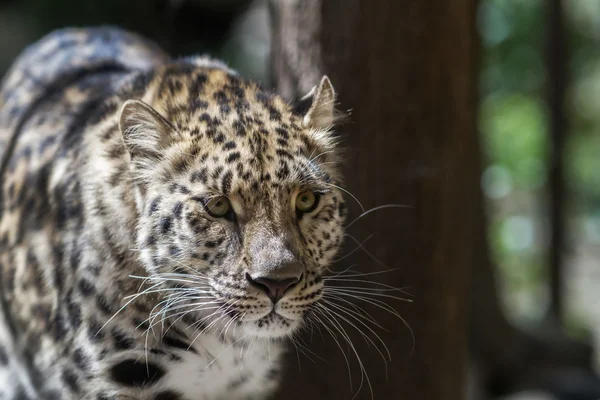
[136, 65, 342, 204]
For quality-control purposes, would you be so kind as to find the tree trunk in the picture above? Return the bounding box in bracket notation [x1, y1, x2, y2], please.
[270, 1, 477, 399]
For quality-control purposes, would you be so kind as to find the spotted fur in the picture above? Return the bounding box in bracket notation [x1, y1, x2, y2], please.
[0, 27, 346, 399]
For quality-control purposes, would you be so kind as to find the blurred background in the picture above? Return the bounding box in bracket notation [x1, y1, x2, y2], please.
[1, 0, 599, 399]
[479, 0, 600, 342]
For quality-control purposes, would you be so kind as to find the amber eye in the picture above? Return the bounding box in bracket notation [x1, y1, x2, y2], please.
[295, 191, 319, 213]
[205, 197, 232, 218]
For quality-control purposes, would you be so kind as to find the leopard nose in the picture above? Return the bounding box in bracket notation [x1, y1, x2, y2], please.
[246, 273, 302, 304]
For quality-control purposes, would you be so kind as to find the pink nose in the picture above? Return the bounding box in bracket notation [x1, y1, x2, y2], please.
[246, 274, 302, 303]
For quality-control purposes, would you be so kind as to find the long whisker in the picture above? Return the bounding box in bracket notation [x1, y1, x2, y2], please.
[344, 204, 412, 230]
[317, 303, 374, 400]
[325, 182, 365, 212]
[321, 294, 383, 328]
[325, 288, 415, 355]
[98, 280, 164, 333]
[324, 278, 412, 293]
[326, 267, 402, 279]
[321, 299, 391, 372]
[324, 289, 407, 319]
[333, 235, 373, 263]
[204, 332, 247, 370]
[325, 288, 413, 303]
[343, 234, 391, 270]
[307, 308, 353, 390]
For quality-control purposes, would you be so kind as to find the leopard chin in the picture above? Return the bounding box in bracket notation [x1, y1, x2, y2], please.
[240, 312, 302, 338]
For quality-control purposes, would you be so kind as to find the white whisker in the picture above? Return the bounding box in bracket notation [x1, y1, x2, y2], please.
[344, 204, 412, 230]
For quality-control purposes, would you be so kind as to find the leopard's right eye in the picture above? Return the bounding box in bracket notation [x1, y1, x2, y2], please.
[204, 197, 232, 219]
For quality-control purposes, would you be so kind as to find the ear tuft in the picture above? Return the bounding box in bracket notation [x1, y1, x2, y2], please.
[119, 99, 174, 161]
[301, 76, 338, 130]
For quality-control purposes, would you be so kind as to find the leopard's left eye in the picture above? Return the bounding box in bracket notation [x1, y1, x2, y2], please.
[204, 197, 232, 218]
[295, 191, 319, 213]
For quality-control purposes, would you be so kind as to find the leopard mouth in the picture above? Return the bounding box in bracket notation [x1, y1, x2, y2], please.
[264, 310, 295, 322]
[242, 309, 297, 323]
[240, 310, 301, 338]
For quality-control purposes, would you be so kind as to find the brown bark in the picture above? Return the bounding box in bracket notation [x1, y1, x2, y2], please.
[270, 1, 477, 399]
[547, 0, 567, 321]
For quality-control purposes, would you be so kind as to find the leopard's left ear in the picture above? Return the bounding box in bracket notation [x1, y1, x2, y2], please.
[299, 76, 338, 130]
[119, 99, 175, 166]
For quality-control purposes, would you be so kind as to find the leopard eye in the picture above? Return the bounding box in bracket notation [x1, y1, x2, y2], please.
[295, 191, 319, 213]
[205, 197, 231, 218]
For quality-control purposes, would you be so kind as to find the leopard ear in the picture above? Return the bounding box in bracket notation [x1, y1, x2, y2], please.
[300, 76, 337, 130]
[119, 99, 175, 163]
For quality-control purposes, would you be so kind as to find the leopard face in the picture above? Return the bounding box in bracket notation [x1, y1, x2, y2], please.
[123, 69, 346, 339]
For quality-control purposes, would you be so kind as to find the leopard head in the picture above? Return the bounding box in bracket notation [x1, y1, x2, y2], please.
[119, 67, 347, 339]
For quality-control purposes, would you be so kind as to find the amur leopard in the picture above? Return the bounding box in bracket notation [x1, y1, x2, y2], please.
[0, 27, 348, 399]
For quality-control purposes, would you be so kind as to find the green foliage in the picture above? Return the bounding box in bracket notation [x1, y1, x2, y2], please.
[567, 132, 600, 203]
[479, 0, 545, 96]
[480, 94, 548, 190]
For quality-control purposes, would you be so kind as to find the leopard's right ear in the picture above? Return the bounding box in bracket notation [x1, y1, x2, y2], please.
[119, 99, 175, 164]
